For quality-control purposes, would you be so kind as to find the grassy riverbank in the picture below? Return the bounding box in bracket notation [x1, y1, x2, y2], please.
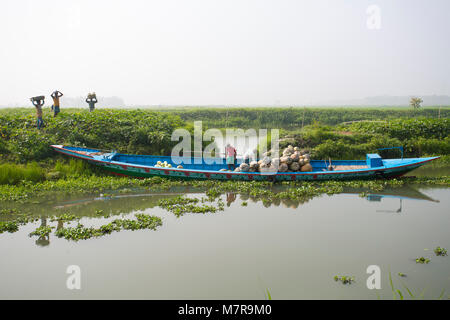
[0, 107, 448, 186]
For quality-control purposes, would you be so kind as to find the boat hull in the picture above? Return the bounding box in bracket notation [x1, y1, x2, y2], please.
[50, 145, 439, 182]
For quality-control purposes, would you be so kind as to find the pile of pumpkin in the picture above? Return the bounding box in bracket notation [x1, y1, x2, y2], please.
[234, 145, 313, 173]
[155, 161, 185, 169]
[154, 161, 173, 168]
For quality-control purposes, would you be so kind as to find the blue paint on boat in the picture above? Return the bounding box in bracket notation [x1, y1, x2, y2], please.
[50, 145, 440, 181]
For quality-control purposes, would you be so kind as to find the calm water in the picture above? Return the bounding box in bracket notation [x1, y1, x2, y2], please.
[1, 171, 449, 299]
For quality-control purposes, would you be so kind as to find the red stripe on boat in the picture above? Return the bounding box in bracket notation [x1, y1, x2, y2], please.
[120, 165, 128, 170]
[226, 174, 232, 179]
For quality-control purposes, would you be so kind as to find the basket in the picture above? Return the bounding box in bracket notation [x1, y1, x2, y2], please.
[31, 96, 45, 102]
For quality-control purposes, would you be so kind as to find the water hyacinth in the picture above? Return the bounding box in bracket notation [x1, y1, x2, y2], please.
[55, 214, 162, 241]
[334, 275, 355, 285]
[415, 257, 430, 264]
[158, 196, 223, 217]
[0, 175, 448, 203]
[0, 221, 19, 234]
[434, 247, 448, 256]
[29, 225, 54, 238]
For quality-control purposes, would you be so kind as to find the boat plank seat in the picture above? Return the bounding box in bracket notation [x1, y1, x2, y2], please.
[77, 151, 104, 156]
[333, 165, 368, 171]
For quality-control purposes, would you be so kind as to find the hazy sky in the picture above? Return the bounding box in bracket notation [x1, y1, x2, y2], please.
[1, 0, 449, 106]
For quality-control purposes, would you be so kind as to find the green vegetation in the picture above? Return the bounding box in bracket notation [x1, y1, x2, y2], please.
[0, 221, 19, 233]
[55, 214, 162, 241]
[164, 106, 449, 128]
[265, 288, 272, 300]
[334, 275, 355, 284]
[434, 247, 448, 256]
[0, 107, 448, 197]
[283, 118, 449, 160]
[158, 196, 224, 217]
[1, 107, 448, 167]
[0, 108, 185, 163]
[415, 257, 430, 264]
[0, 174, 449, 203]
[29, 225, 54, 238]
[388, 271, 445, 300]
[0, 162, 45, 184]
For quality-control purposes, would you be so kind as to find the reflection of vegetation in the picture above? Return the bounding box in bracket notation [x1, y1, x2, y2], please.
[50, 213, 78, 222]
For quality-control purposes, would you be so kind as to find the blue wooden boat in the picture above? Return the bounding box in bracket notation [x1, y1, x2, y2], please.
[50, 145, 439, 181]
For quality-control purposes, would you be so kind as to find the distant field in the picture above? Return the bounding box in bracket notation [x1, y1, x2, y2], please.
[2, 106, 448, 129]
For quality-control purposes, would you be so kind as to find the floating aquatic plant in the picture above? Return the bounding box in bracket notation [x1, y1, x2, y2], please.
[0, 175, 448, 203]
[55, 214, 162, 241]
[0, 221, 19, 234]
[29, 225, 54, 238]
[158, 196, 223, 217]
[434, 247, 448, 256]
[415, 257, 430, 264]
[334, 275, 355, 285]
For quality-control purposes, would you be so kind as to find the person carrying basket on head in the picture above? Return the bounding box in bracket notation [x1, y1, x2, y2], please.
[30, 96, 45, 129]
[86, 92, 98, 112]
[50, 90, 63, 117]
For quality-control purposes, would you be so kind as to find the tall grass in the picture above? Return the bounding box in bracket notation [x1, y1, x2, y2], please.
[53, 159, 95, 177]
[0, 162, 45, 185]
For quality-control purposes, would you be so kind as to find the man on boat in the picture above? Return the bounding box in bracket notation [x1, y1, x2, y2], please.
[86, 92, 98, 112]
[50, 90, 63, 117]
[225, 143, 237, 170]
[31, 96, 45, 129]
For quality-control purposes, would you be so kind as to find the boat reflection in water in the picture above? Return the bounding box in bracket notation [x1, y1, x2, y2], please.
[51, 185, 440, 213]
[1, 184, 441, 247]
[347, 185, 439, 214]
